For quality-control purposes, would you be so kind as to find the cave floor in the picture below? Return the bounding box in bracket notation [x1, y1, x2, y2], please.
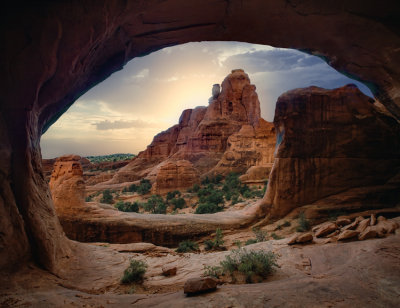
[1, 230, 399, 307]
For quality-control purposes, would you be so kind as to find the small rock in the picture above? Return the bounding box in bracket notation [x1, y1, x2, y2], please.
[370, 214, 376, 226]
[315, 222, 337, 238]
[184, 277, 218, 295]
[342, 216, 364, 231]
[287, 234, 299, 245]
[162, 264, 177, 277]
[326, 230, 340, 238]
[377, 216, 386, 222]
[338, 230, 359, 241]
[356, 218, 370, 233]
[296, 232, 313, 243]
[358, 227, 377, 240]
[336, 217, 351, 227]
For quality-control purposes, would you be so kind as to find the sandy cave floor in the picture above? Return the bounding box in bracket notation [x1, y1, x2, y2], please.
[0, 228, 399, 308]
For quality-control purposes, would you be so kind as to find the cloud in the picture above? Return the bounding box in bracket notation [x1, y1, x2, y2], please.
[222, 49, 322, 73]
[93, 119, 155, 130]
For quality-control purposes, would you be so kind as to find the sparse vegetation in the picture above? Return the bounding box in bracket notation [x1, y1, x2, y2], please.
[137, 179, 151, 195]
[204, 228, 225, 251]
[85, 195, 93, 202]
[144, 195, 166, 214]
[282, 220, 291, 227]
[115, 201, 140, 212]
[296, 212, 310, 232]
[100, 189, 113, 204]
[176, 240, 199, 253]
[121, 259, 147, 284]
[271, 233, 283, 240]
[233, 240, 243, 248]
[86, 153, 135, 164]
[252, 227, 267, 242]
[170, 197, 186, 210]
[203, 248, 278, 283]
[245, 239, 258, 246]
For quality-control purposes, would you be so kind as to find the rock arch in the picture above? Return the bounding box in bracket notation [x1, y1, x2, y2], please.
[1, 0, 400, 273]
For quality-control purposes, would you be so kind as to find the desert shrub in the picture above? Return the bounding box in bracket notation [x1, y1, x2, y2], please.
[115, 201, 140, 212]
[100, 189, 113, 204]
[137, 179, 151, 195]
[203, 265, 223, 278]
[245, 239, 258, 246]
[282, 220, 291, 227]
[231, 193, 240, 205]
[271, 233, 283, 240]
[170, 197, 185, 210]
[121, 259, 147, 284]
[192, 184, 200, 192]
[220, 249, 278, 283]
[204, 228, 225, 251]
[195, 202, 223, 214]
[176, 240, 199, 253]
[85, 195, 93, 202]
[144, 195, 166, 214]
[233, 240, 243, 248]
[296, 212, 310, 232]
[243, 190, 253, 199]
[128, 184, 138, 192]
[252, 227, 267, 242]
[166, 190, 181, 200]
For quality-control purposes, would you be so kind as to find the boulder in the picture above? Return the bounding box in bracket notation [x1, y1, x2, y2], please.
[336, 217, 352, 227]
[358, 227, 378, 241]
[356, 218, 371, 233]
[370, 214, 377, 226]
[338, 230, 359, 241]
[315, 222, 338, 238]
[162, 265, 177, 277]
[184, 277, 218, 295]
[296, 233, 314, 244]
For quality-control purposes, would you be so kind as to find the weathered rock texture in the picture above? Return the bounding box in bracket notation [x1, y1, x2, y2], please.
[49, 155, 86, 214]
[109, 69, 275, 189]
[1, 0, 400, 274]
[263, 85, 400, 219]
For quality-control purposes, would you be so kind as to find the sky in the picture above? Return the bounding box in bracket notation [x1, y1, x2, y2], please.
[40, 41, 373, 158]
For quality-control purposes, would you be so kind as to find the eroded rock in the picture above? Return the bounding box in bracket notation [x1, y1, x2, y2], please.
[184, 277, 218, 295]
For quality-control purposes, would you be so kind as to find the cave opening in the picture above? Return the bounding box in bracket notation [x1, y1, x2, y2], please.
[2, 2, 400, 304]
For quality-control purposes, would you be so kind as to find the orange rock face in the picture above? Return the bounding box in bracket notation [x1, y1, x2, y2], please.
[151, 160, 200, 194]
[263, 85, 400, 219]
[49, 155, 86, 214]
[111, 70, 276, 189]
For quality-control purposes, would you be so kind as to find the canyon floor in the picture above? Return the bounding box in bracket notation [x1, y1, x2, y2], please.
[1, 216, 399, 308]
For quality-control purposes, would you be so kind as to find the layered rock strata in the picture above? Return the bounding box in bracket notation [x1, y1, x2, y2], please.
[109, 70, 276, 190]
[263, 85, 400, 219]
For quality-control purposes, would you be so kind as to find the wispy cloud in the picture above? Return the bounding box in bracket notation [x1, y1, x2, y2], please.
[93, 119, 155, 130]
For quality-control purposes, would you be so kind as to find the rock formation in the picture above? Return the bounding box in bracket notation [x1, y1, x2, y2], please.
[263, 85, 400, 219]
[110, 69, 276, 190]
[49, 155, 86, 214]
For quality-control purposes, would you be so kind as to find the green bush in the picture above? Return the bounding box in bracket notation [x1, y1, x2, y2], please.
[115, 201, 140, 212]
[137, 179, 151, 195]
[252, 227, 267, 242]
[144, 195, 166, 214]
[192, 184, 200, 192]
[166, 190, 181, 200]
[204, 228, 225, 251]
[203, 265, 223, 278]
[121, 259, 147, 284]
[176, 240, 199, 253]
[206, 249, 278, 283]
[271, 233, 283, 240]
[195, 202, 223, 214]
[245, 239, 258, 246]
[296, 212, 310, 232]
[100, 189, 113, 204]
[85, 195, 93, 202]
[170, 197, 185, 210]
[282, 220, 291, 227]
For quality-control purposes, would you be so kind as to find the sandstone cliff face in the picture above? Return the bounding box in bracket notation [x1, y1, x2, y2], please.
[110, 70, 276, 189]
[49, 155, 86, 214]
[263, 85, 400, 219]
